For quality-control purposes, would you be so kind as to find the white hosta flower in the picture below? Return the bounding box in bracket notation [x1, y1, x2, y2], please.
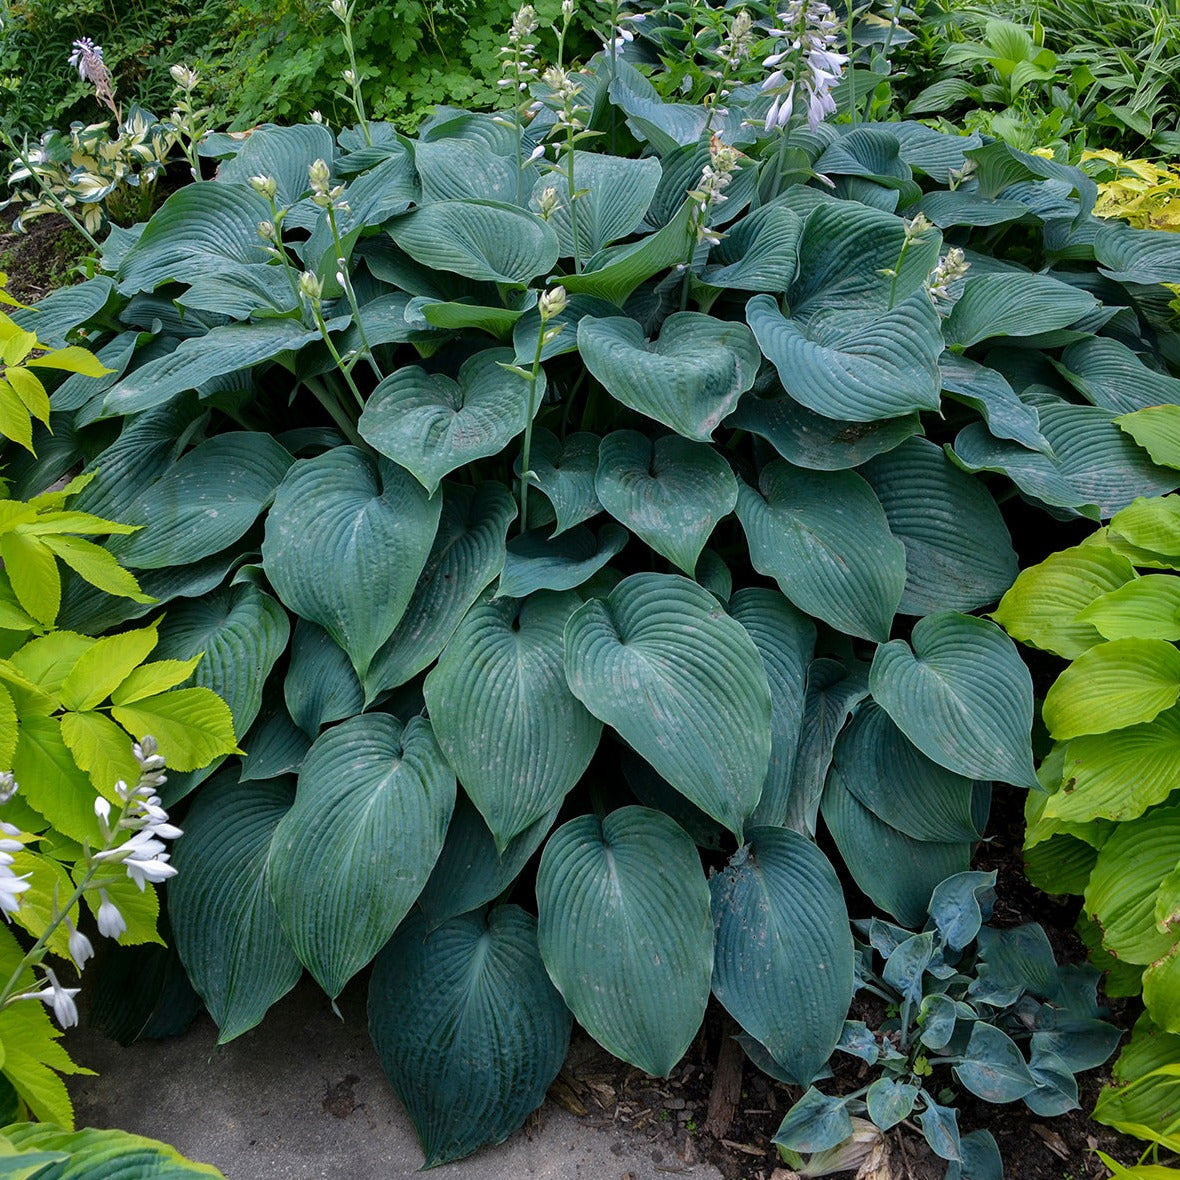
[926, 247, 970, 309]
[96, 889, 126, 939]
[68, 37, 104, 82]
[33, 970, 80, 1029]
[760, 0, 848, 132]
[539, 285, 568, 321]
[310, 110, 325, 124]
[169, 63, 198, 91]
[67, 919, 94, 969]
[330, 0, 349, 20]
[0, 820, 30, 921]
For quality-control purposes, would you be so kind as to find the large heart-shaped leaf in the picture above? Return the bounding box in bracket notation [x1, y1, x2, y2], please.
[109, 433, 293, 568]
[369, 905, 571, 1168]
[530, 152, 661, 258]
[735, 461, 906, 643]
[536, 807, 713, 1077]
[359, 349, 541, 494]
[577, 312, 760, 441]
[564, 573, 772, 837]
[711, 829, 853, 1085]
[729, 589, 815, 831]
[861, 437, 1017, 614]
[261, 447, 441, 679]
[364, 482, 515, 703]
[870, 612, 1038, 788]
[387, 200, 559, 284]
[213, 122, 336, 206]
[830, 702, 983, 842]
[747, 292, 943, 423]
[416, 138, 522, 204]
[1056, 337, 1180, 416]
[701, 204, 803, 292]
[496, 522, 627, 599]
[943, 273, 1098, 348]
[267, 713, 456, 996]
[424, 591, 601, 849]
[594, 431, 737, 574]
[513, 429, 601, 535]
[169, 770, 301, 1043]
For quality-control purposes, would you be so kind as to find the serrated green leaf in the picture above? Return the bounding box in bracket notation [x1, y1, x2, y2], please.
[57, 623, 158, 713]
[109, 688, 238, 772]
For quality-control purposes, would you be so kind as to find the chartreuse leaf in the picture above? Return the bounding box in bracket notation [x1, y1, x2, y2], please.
[111, 657, 203, 704]
[730, 589, 814, 831]
[991, 539, 1135, 659]
[564, 573, 771, 837]
[0, 1002, 90, 1127]
[746, 292, 943, 423]
[59, 709, 140, 799]
[871, 612, 1038, 788]
[369, 906, 571, 1168]
[107, 434, 293, 568]
[0, 533, 59, 626]
[415, 792, 558, 930]
[577, 312, 760, 441]
[735, 461, 905, 644]
[424, 591, 600, 850]
[943, 272, 1098, 349]
[1143, 944, 1180, 1035]
[57, 623, 159, 713]
[862, 437, 1017, 614]
[152, 584, 290, 740]
[1117, 406, 1180, 471]
[1079, 577, 1180, 642]
[1097, 1150, 1180, 1179]
[13, 715, 108, 844]
[1042, 639, 1180, 740]
[109, 688, 239, 773]
[830, 702, 983, 843]
[38, 536, 151, 606]
[387, 200, 559, 284]
[536, 807, 712, 1077]
[7, 852, 78, 960]
[262, 447, 441, 679]
[710, 829, 853, 1085]
[359, 349, 541, 495]
[594, 431, 737, 575]
[0, 1124, 225, 1177]
[364, 482, 515, 704]
[268, 713, 456, 997]
[0, 682, 15, 767]
[1112, 496, 1180, 559]
[169, 771, 301, 1043]
[1049, 705, 1180, 823]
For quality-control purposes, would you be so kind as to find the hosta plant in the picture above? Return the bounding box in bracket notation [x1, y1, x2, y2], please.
[773, 871, 1120, 1176]
[995, 429, 1180, 1158]
[5, 7, 1180, 1165]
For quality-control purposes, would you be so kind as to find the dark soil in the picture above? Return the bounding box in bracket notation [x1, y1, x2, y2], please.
[0, 208, 90, 304]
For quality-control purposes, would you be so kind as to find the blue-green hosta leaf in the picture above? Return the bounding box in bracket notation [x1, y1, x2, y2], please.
[954, 1023, 1038, 1103]
[966, 139, 1096, 218]
[108, 433, 292, 569]
[577, 312, 760, 441]
[727, 388, 922, 471]
[1095, 221, 1180, 283]
[564, 573, 772, 837]
[607, 60, 709, 151]
[867, 1078, 921, 1130]
[928, 871, 997, 951]
[513, 429, 600, 535]
[943, 272, 1098, 349]
[116, 182, 271, 293]
[11, 275, 117, 344]
[939, 352, 1050, 455]
[364, 482, 515, 703]
[701, 204, 803, 292]
[52, 331, 140, 413]
[153, 583, 290, 740]
[772, 1088, 855, 1155]
[710, 829, 853, 1086]
[411, 297, 524, 339]
[1055, 337, 1180, 416]
[870, 612, 1038, 788]
[512, 294, 620, 364]
[169, 770, 301, 1043]
[268, 713, 456, 996]
[282, 619, 364, 737]
[918, 1096, 962, 1162]
[831, 702, 983, 842]
[238, 699, 310, 782]
[176, 267, 298, 320]
[415, 792, 558, 929]
[822, 772, 972, 929]
[881, 121, 983, 183]
[530, 152, 661, 258]
[747, 292, 942, 423]
[620, 746, 726, 851]
[536, 807, 713, 1077]
[496, 522, 627, 599]
[415, 138, 522, 204]
[100, 320, 321, 416]
[1042, 638, 1180, 740]
[594, 431, 737, 575]
[735, 461, 906, 643]
[424, 591, 600, 850]
[359, 349, 542, 495]
[368, 905, 571, 1168]
[918, 188, 1034, 227]
[788, 199, 941, 314]
[862, 437, 1018, 614]
[730, 589, 815, 831]
[213, 122, 336, 206]
[261, 447, 441, 679]
[387, 200, 559, 285]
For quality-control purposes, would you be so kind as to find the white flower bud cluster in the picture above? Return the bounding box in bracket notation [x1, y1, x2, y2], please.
[926, 247, 971, 308]
[542, 65, 587, 130]
[169, 63, 199, 92]
[308, 159, 349, 214]
[718, 10, 755, 71]
[761, 0, 848, 133]
[499, 5, 541, 95]
[688, 137, 742, 246]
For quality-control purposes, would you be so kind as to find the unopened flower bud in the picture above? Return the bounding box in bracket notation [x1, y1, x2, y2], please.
[539, 285, 568, 321]
[0, 771, 17, 805]
[308, 158, 331, 194]
[249, 174, 277, 200]
[537, 186, 560, 220]
[299, 271, 324, 303]
[310, 109, 324, 124]
[258, 219, 277, 242]
[330, 0, 349, 20]
[67, 919, 94, 969]
[169, 63, 198, 90]
[343, 67, 357, 86]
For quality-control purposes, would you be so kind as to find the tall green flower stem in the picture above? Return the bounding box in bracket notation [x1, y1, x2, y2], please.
[703, 8, 754, 136]
[683, 140, 741, 309]
[324, 201, 382, 380]
[886, 213, 933, 309]
[512, 285, 567, 534]
[330, 0, 372, 146]
[542, 66, 592, 274]
[304, 374, 365, 447]
[499, 6, 541, 206]
[299, 269, 367, 418]
[0, 131, 101, 252]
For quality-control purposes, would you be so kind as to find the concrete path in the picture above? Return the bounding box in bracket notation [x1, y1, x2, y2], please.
[69, 979, 725, 1180]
